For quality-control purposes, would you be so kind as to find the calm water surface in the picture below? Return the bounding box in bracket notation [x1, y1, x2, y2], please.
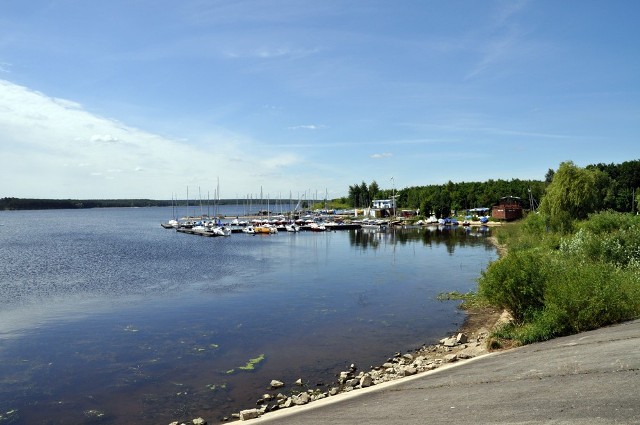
[0, 207, 497, 424]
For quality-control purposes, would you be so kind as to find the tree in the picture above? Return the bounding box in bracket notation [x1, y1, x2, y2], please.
[544, 168, 555, 184]
[347, 184, 361, 208]
[539, 161, 610, 232]
[368, 180, 380, 201]
[359, 181, 369, 207]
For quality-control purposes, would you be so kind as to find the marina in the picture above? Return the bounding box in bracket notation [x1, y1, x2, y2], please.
[0, 206, 497, 424]
[161, 202, 497, 238]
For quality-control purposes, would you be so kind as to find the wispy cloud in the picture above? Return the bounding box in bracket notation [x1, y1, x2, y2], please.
[370, 152, 392, 159]
[463, 0, 531, 80]
[225, 45, 320, 60]
[287, 124, 324, 130]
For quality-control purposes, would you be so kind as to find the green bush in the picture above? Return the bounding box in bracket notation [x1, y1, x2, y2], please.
[512, 306, 568, 344]
[544, 258, 639, 333]
[521, 211, 547, 234]
[562, 215, 640, 268]
[580, 210, 640, 235]
[478, 249, 549, 323]
[482, 211, 640, 345]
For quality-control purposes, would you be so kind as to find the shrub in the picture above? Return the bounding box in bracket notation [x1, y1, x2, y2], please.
[562, 216, 640, 267]
[521, 211, 547, 234]
[482, 211, 640, 345]
[478, 249, 549, 323]
[544, 258, 639, 333]
[512, 306, 569, 344]
[580, 210, 640, 235]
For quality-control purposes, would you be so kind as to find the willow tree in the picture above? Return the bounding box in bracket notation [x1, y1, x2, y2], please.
[539, 161, 609, 232]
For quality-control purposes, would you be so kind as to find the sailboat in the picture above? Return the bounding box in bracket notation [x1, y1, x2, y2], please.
[161, 194, 180, 228]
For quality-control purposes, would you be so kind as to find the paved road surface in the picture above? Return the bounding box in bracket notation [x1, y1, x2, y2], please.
[252, 319, 640, 424]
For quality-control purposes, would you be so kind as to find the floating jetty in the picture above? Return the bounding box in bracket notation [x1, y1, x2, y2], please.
[176, 227, 231, 237]
[163, 213, 497, 237]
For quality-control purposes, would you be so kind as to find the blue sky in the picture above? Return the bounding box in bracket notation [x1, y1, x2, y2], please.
[1, 1, 638, 200]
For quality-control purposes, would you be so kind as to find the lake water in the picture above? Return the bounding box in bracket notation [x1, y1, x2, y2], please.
[0, 207, 496, 424]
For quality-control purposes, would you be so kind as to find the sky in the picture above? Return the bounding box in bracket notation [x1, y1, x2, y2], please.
[1, 0, 638, 200]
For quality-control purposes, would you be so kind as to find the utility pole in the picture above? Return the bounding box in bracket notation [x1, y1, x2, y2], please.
[390, 176, 395, 217]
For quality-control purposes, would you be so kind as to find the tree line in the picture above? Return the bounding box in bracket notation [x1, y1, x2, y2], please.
[3, 160, 638, 213]
[344, 159, 640, 218]
[0, 198, 172, 210]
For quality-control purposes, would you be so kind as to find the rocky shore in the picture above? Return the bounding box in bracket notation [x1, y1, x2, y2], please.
[168, 307, 513, 425]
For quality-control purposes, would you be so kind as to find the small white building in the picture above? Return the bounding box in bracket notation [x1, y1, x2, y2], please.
[369, 199, 396, 218]
[372, 199, 395, 209]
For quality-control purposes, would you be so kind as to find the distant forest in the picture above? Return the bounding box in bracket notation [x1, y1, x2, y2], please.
[345, 159, 640, 217]
[0, 198, 249, 211]
[3, 160, 639, 213]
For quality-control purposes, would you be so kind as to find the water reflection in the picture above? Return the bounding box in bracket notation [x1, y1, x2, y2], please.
[350, 225, 493, 255]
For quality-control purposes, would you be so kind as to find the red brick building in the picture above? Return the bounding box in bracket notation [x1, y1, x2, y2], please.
[492, 196, 523, 221]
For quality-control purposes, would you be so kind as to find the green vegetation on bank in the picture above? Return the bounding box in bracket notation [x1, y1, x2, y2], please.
[476, 162, 640, 345]
[344, 159, 640, 218]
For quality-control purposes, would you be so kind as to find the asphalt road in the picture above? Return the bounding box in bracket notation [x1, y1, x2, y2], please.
[252, 319, 640, 424]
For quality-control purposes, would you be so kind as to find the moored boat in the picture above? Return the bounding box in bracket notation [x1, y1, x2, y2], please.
[308, 222, 326, 232]
[285, 223, 300, 232]
[160, 219, 179, 229]
[254, 224, 278, 234]
[242, 226, 256, 234]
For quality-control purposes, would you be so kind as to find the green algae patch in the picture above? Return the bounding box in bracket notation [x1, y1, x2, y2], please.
[223, 354, 266, 375]
[206, 382, 228, 392]
[238, 354, 265, 371]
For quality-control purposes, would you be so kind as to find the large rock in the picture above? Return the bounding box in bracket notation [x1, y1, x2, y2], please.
[239, 409, 260, 420]
[441, 337, 458, 347]
[360, 373, 373, 388]
[269, 379, 285, 389]
[346, 378, 359, 388]
[403, 367, 418, 376]
[292, 392, 310, 405]
[444, 353, 458, 363]
[456, 333, 469, 344]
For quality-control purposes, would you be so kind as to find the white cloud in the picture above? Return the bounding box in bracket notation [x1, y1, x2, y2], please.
[0, 79, 315, 199]
[370, 152, 393, 159]
[287, 124, 324, 130]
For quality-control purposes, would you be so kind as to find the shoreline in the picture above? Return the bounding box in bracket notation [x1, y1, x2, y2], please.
[211, 305, 510, 423]
[170, 233, 506, 424]
[223, 238, 506, 422]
